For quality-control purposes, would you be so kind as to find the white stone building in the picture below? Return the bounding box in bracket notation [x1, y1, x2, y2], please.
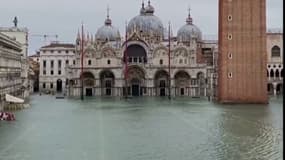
[0, 33, 23, 110]
[0, 25, 30, 99]
[266, 28, 283, 95]
[67, 2, 217, 97]
[39, 43, 76, 94]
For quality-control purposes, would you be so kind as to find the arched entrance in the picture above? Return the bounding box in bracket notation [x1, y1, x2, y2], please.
[154, 70, 169, 96]
[127, 66, 145, 96]
[82, 72, 95, 96]
[125, 44, 147, 64]
[174, 71, 190, 96]
[56, 79, 62, 92]
[100, 70, 115, 96]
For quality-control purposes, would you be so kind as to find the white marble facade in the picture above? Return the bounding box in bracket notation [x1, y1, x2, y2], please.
[0, 26, 30, 98]
[0, 33, 23, 110]
[266, 29, 283, 95]
[39, 43, 76, 94]
[67, 2, 217, 97]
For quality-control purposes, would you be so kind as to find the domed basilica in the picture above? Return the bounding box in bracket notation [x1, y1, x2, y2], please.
[67, 1, 218, 97]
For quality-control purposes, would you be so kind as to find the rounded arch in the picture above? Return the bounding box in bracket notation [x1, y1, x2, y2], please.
[99, 70, 115, 96]
[82, 72, 95, 87]
[82, 72, 95, 79]
[125, 44, 147, 63]
[174, 70, 190, 96]
[99, 70, 115, 80]
[197, 72, 205, 79]
[127, 65, 146, 81]
[154, 70, 169, 96]
[275, 70, 280, 78]
[271, 45, 281, 57]
[174, 70, 191, 86]
[69, 79, 75, 86]
[127, 66, 146, 96]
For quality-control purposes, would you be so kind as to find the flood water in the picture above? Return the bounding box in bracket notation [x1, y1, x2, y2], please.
[0, 95, 283, 160]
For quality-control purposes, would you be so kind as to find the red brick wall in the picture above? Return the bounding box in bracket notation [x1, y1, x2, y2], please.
[217, 0, 268, 103]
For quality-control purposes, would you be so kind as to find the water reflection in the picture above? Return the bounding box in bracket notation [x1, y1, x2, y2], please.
[0, 95, 282, 160]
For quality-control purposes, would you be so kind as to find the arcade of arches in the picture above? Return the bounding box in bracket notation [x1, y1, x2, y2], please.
[267, 65, 283, 95]
[68, 67, 208, 97]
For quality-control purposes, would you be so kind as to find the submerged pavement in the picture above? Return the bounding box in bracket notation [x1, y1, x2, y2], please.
[0, 95, 283, 160]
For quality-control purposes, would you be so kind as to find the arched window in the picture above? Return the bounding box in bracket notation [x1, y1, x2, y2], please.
[276, 70, 280, 77]
[272, 46, 281, 57]
[270, 70, 274, 77]
[159, 59, 163, 65]
[107, 59, 111, 65]
[88, 60, 91, 65]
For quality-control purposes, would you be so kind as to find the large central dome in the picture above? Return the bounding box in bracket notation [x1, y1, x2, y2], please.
[127, 1, 164, 38]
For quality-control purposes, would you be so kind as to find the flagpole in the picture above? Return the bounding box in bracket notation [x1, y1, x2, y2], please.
[80, 23, 84, 100]
[168, 22, 171, 100]
[124, 21, 128, 99]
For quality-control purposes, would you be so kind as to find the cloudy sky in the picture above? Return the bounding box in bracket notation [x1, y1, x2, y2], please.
[0, 0, 283, 55]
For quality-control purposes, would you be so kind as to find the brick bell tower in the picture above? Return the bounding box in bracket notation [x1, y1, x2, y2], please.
[217, 0, 268, 103]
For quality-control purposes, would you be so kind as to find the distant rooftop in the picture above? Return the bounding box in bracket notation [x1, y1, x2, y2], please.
[41, 42, 75, 49]
[0, 27, 28, 32]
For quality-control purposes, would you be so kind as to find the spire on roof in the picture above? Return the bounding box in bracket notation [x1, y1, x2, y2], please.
[186, 7, 193, 25]
[105, 5, 112, 25]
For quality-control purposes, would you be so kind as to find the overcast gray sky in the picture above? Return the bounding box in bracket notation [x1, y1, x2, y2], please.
[0, 0, 283, 55]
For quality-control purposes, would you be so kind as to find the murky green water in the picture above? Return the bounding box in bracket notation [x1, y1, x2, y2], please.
[0, 95, 283, 160]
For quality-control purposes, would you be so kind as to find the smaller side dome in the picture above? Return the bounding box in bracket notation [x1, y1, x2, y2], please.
[177, 9, 202, 42]
[95, 6, 121, 41]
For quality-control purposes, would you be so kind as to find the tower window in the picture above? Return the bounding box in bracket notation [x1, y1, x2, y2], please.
[107, 59, 111, 65]
[271, 46, 281, 57]
[228, 34, 232, 40]
[228, 72, 233, 78]
[228, 52, 233, 59]
[228, 15, 232, 21]
[88, 60, 92, 65]
[160, 59, 163, 65]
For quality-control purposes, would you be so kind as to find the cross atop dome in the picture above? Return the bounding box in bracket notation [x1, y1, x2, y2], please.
[105, 5, 112, 26]
[140, 0, 146, 15]
[186, 7, 193, 25]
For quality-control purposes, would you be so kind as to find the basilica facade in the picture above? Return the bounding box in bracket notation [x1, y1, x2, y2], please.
[67, 2, 217, 97]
